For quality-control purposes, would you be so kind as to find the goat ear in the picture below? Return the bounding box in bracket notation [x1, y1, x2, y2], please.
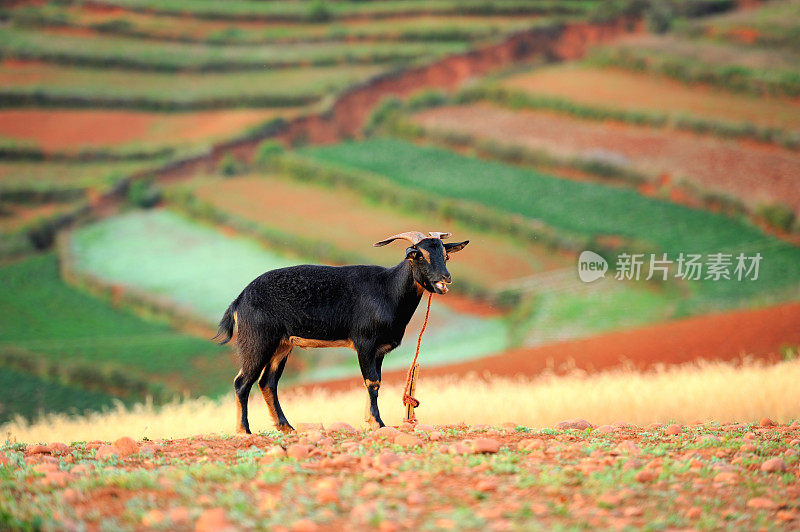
[444, 240, 469, 254]
[405, 246, 420, 260]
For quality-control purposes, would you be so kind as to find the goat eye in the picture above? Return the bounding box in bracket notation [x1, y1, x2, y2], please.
[445, 254, 450, 261]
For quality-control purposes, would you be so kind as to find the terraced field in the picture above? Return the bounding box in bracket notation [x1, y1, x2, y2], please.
[0, 0, 569, 266]
[0, 160, 163, 190]
[0, 108, 288, 153]
[180, 174, 570, 290]
[0, 367, 118, 425]
[300, 138, 800, 302]
[589, 33, 800, 97]
[683, 0, 800, 49]
[67, 209, 508, 380]
[410, 102, 800, 214]
[9, 5, 551, 44]
[0, 254, 230, 418]
[499, 63, 800, 133]
[0, 28, 470, 71]
[39, 0, 596, 20]
[0, 60, 385, 109]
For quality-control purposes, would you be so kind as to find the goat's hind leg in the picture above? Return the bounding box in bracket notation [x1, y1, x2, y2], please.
[258, 340, 294, 433]
[234, 366, 262, 435]
[233, 328, 273, 434]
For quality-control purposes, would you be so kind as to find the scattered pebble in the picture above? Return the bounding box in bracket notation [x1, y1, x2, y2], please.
[747, 497, 778, 510]
[374, 426, 400, 439]
[760, 458, 787, 473]
[635, 470, 656, 483]
[291, 518, 318, 532]
[95, 445, 119, 461]
[471, 438, 501, 454]
[286, 444, 310, 460]
[373, 452, 402, 470]
[114, 437, 139, 457]
[394, 433, 422, 447]
[555, 419, 593, 431]
[195, 508, 231, 532]
[141, 509, 164, 527]
[328, 422, 356, 432]
[27, 445, 50, 455]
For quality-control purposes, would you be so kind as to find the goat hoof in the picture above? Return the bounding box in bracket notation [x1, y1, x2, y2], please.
[276, 423, 294, 434]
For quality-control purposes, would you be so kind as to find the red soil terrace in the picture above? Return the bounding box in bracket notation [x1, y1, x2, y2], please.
[0, 109, 288, 151]
[298, 301, 800, 394]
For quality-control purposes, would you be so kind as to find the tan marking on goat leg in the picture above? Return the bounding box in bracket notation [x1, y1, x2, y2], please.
[289, 336, 355, 350]
[260, 386, 279, 426]
[376, 344, 394, 357]
[270, 341, 292, 372]
[234, 370, 247, 433]
[364, 397, 381, 430]
[364, 379, 381, 430]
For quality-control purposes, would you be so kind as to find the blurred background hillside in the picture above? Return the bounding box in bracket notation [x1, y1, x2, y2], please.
[0, 0, 798, 428]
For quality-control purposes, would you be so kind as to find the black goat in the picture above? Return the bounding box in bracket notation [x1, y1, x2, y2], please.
[214, 231, 469, 433]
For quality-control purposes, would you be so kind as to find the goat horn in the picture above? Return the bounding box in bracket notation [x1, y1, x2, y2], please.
[428, 232, 451, 240]
[373, 231, 428, 247]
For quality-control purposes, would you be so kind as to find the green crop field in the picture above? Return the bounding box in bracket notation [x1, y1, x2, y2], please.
[683, 0, 800, 50]
[589, 34, 800, 97]
[68, 209, 508, 379]
[7, 5, 550, 45]
[0, 63, 386, 109]
[301, 138, 800, 303]
[0, 160, 165, 192]
[39, 0, 597, 20]
[0, 28, 467, 72]
[0, 367, 118, 424]
[0, 254, 229, 401]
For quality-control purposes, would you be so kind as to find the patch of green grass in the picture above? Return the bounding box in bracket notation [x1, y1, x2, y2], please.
[0, 160, 165, 193]
[683, 0, 800, 50]
[0, 367, 119, 424]
[8, 5, 553, 45]
[300, 138, 800, 303]
[0, 63, 386, 110]
[0, 28, 466, 72]
[42, 0, 598, 21]
[0, 254, 227, 397]
[589, 34, 800, 97]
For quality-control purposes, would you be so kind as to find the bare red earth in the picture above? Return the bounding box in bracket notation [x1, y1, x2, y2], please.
[298, 302, 800, 394]
[0, 109, 286, 151]
[412, 103, 800, 214]
[14, 421, 800, 530]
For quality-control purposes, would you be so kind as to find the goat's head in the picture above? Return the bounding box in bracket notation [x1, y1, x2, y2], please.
[374, 231, 469, 294]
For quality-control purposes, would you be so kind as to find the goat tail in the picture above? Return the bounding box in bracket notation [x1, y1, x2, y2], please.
[212, 299, 239, 345]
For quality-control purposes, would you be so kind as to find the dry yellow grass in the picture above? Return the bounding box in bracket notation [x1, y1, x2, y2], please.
[5, 358, 799, 444]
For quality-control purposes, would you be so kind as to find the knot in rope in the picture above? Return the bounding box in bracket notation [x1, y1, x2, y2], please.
[403, 292, 432, 424]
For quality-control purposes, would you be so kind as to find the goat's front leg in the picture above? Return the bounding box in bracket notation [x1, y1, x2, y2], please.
[356, 340, 384, 430]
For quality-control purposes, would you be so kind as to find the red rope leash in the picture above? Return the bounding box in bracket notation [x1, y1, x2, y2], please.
[403, 292, 432, 424]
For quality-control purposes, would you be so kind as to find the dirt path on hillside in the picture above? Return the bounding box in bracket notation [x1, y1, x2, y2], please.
[295, 301, 800, 394]
[412, 103, 800, 214]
